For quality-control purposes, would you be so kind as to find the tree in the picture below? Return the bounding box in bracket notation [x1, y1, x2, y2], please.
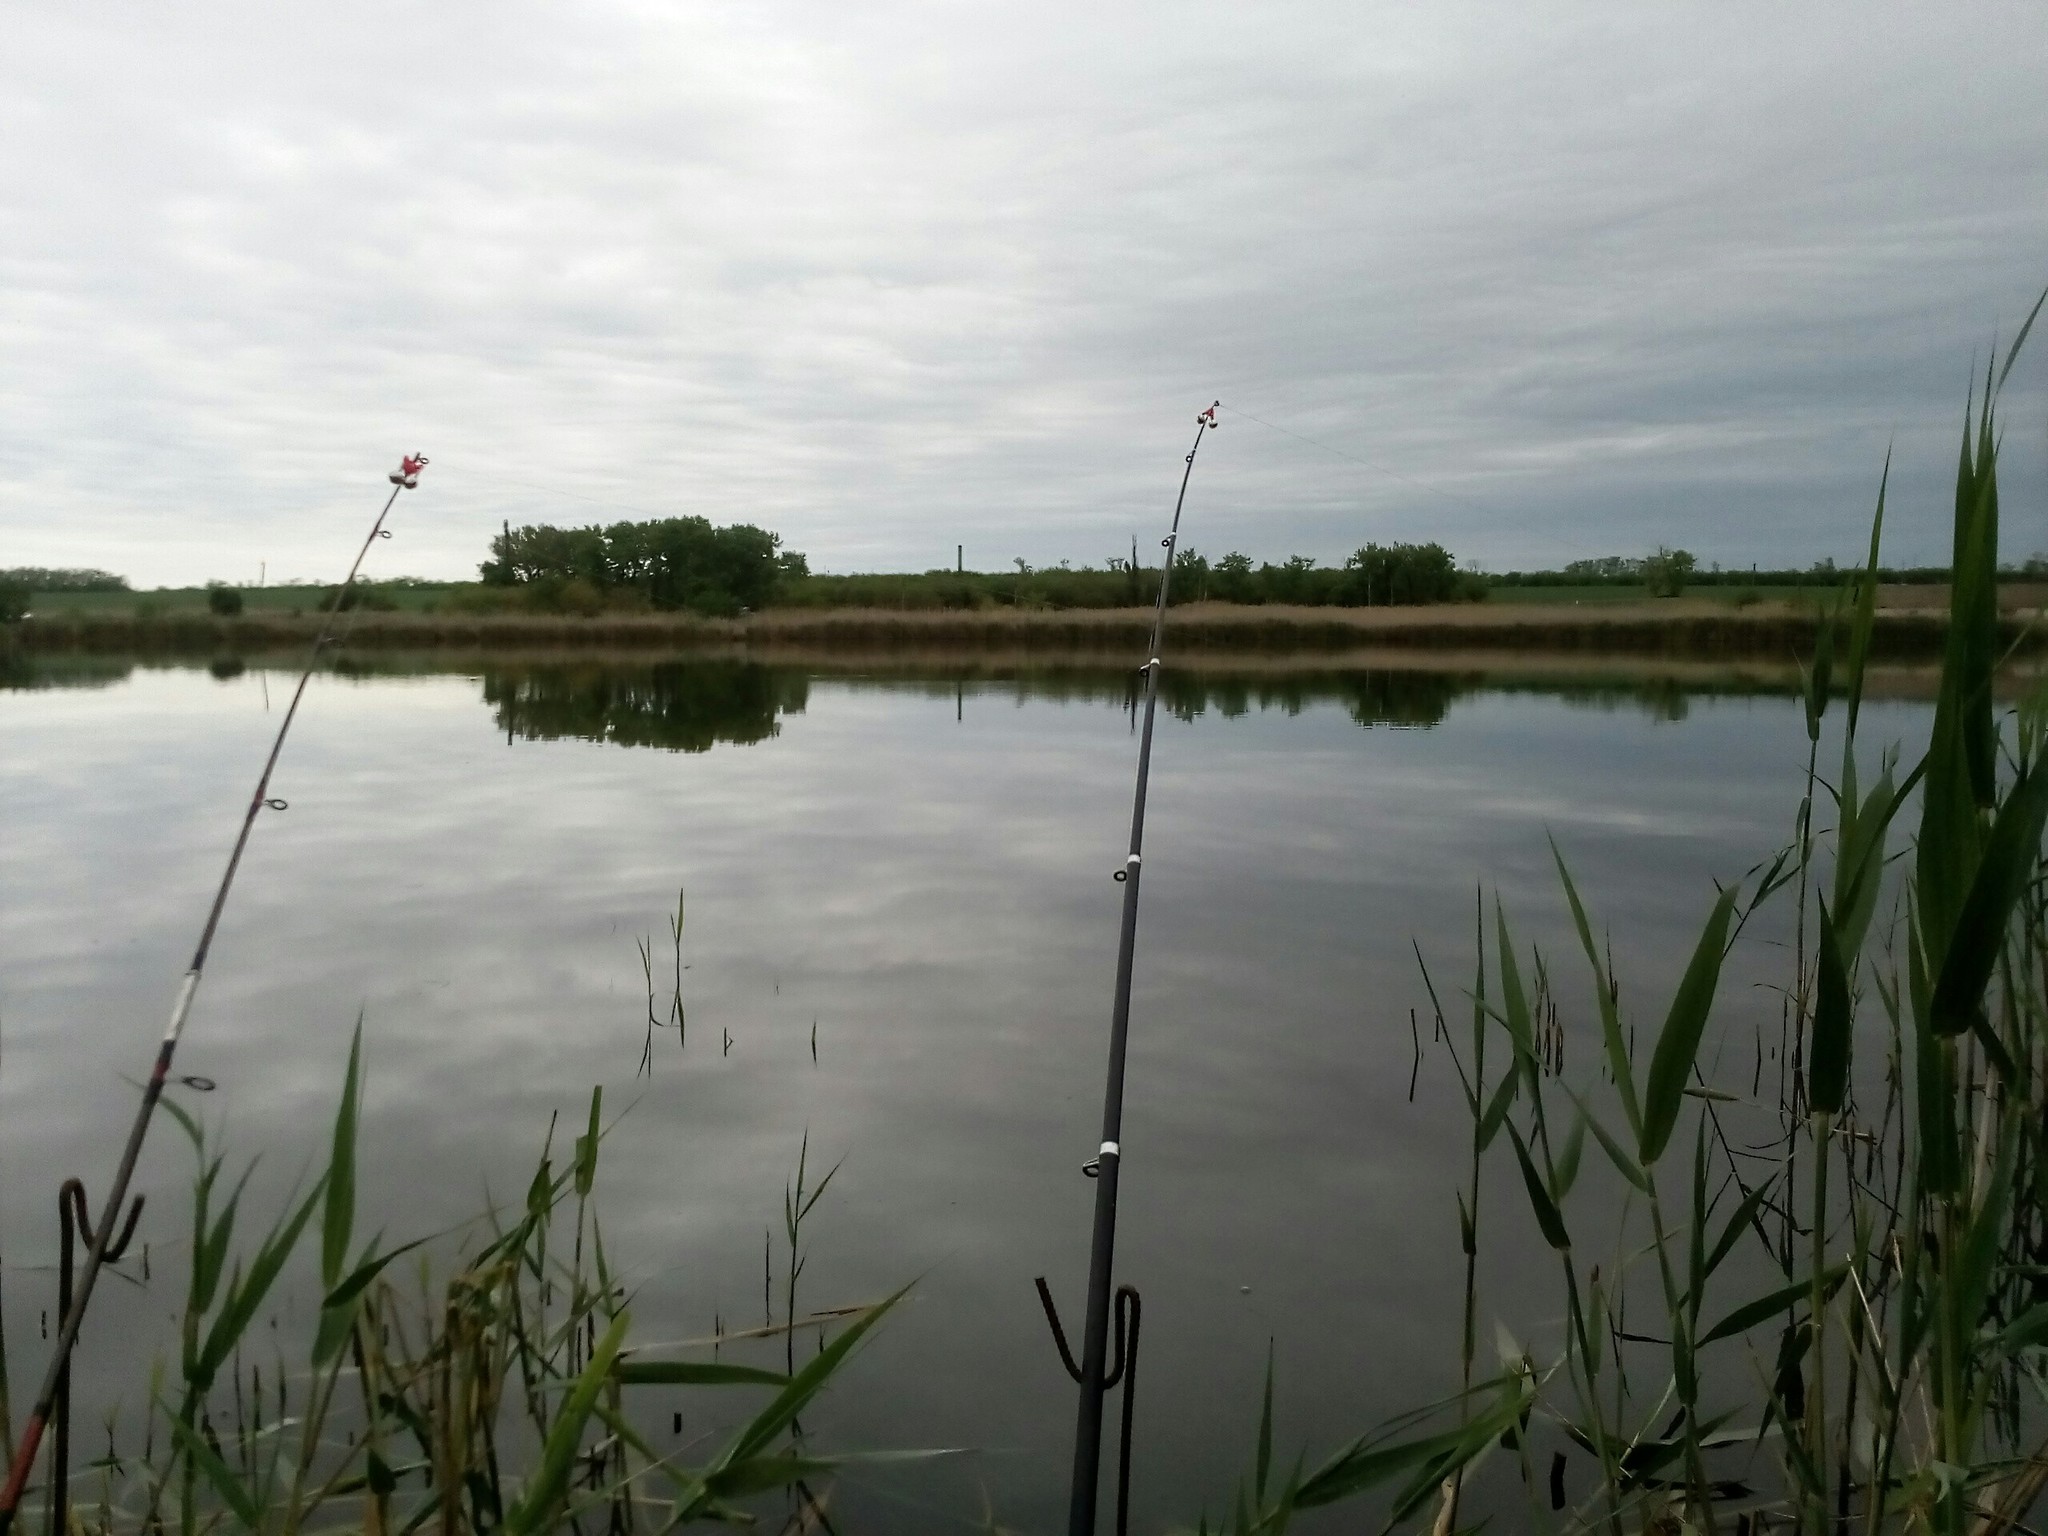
[1344, 542, 1463, 605]
[1642, 546, 1697, 597]
[480, 517, 799, 616]
[206, 584, 244, 617]
[0, 582, 27, 623]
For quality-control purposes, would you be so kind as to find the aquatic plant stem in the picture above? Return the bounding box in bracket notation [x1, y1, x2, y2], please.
[0, 474, 416, 1536]
[1064, 405, 1216, 1536]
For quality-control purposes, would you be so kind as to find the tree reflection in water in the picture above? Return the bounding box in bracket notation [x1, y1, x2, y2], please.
[482, 661, 811, 752]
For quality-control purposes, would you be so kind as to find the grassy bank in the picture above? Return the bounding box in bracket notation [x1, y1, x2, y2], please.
[10, 596, 2044, 662]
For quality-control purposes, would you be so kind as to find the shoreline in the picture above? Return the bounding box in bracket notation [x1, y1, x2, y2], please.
[7, 596, 2037, 661]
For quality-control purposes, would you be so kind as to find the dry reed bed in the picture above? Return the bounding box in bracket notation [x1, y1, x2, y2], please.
[12, 599, 2033, 659]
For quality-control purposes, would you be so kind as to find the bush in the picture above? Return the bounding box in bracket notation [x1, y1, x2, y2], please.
[0, 582, 27, 623]
[206, 584, 244, 617]
[1642, 545, 1697, 597]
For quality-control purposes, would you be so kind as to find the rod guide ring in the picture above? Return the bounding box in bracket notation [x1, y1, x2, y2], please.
[264, 798, 288, 811]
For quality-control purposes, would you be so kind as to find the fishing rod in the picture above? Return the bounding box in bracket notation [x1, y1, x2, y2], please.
[1039, 403, 1218, 1536]
[0, 452, 429, 1535]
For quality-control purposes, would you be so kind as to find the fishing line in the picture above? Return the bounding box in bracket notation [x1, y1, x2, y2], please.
[1038, 402, 1217, 1536]
[1215, 401, 1591, 553]
[0, 453, 429, 1535]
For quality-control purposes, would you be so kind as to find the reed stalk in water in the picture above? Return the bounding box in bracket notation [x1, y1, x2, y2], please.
[1204, 294, 2048, 1535]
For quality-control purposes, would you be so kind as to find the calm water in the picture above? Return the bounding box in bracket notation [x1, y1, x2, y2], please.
[0, 653, 1929, 1531]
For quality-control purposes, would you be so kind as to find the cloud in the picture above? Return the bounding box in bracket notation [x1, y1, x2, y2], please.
[2, 0, 2044, 586]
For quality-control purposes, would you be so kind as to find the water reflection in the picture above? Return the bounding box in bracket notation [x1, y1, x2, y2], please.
[0, 650, 133, 691]
[0, 650, 1825, 739]
[481, 660, 811, 752]
[0, 647, 1931, 1534]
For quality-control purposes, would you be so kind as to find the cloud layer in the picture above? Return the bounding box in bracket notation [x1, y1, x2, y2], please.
[4, 0, 2045, 585]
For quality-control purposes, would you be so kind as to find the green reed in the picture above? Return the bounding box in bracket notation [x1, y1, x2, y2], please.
[1204, 295, 2048, 1534]
[12, 1023, 906, 1536]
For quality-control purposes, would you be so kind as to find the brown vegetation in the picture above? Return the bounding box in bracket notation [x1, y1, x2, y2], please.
[12, 594, 2043, 661]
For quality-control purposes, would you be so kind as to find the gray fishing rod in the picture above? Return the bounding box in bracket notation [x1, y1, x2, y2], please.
[0, 453, 428, 1533]
[1047, 403, 1217, 1536]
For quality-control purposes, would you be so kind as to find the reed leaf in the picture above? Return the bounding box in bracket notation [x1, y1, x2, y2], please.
[1802, 604, 1835, 745]
[1703, 1176, 1774, 1282]
[1255, 1342, 1274, 1504]
[1638, 885, 1738, 1163]
[1699, 1266, 1846, 1348]
[167, 1408, 261, 1527]
[505, 1309, 630, 1536]
[193, 1178, 324, 1392]
[1476, 1071, 1518, 1153]
[322, 1017, 362, 1289]
[1930, 765, 2048, 1037]
[1507, 1125, 1571, 1251]
[573, 1085, 602, 1198]
[1565, 1087, 1650, 1193]
[1494, 905, 1535, 1070]
[1808, 896, 1852, 1115]
[713, 1287, 905, 1471]
[1842, 453, 1889, 737]
[1552, 842, 1643, 1138]
[1552, 1104, 1588, 1201]
[1291, 1374, 1529, 1510]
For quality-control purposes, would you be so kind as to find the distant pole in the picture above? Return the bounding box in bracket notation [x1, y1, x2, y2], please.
[259, 561, 266, 589]
[958, 544, 964, 573]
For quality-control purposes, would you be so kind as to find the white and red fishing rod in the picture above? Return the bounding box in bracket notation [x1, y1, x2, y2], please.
[0, 453, 428, 1535]
[1038, 404, 1218, 1536]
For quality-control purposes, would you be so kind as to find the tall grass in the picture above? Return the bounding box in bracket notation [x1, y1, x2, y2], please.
[9, 601, 2011, 664]
[1205, 299, 2048, 1533]
[13, 1025, 907, 1535]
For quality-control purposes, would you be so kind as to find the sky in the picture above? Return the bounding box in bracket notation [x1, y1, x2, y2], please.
[3, 1, 2046, 588]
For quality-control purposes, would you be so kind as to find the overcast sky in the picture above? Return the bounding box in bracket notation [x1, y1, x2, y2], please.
[4, 2, 2046, 587]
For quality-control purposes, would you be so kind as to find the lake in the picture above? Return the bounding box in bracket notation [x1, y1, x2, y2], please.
[0, 651, 1932, 1532]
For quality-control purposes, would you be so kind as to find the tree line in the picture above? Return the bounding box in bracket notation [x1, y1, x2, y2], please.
[0, 567, 129, 592]
[474, 519, 1484, 614]
[780, 542, 1485, 611]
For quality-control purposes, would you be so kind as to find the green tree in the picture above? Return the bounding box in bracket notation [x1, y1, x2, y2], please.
[0, 582, 27, 623]
[1642, 546, 1697, 597]
[1212, 551, 1255, 603]
[480, 517, 797, 616]
[1344, 541, 1462, 605]
[206, 583, 244, 617]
